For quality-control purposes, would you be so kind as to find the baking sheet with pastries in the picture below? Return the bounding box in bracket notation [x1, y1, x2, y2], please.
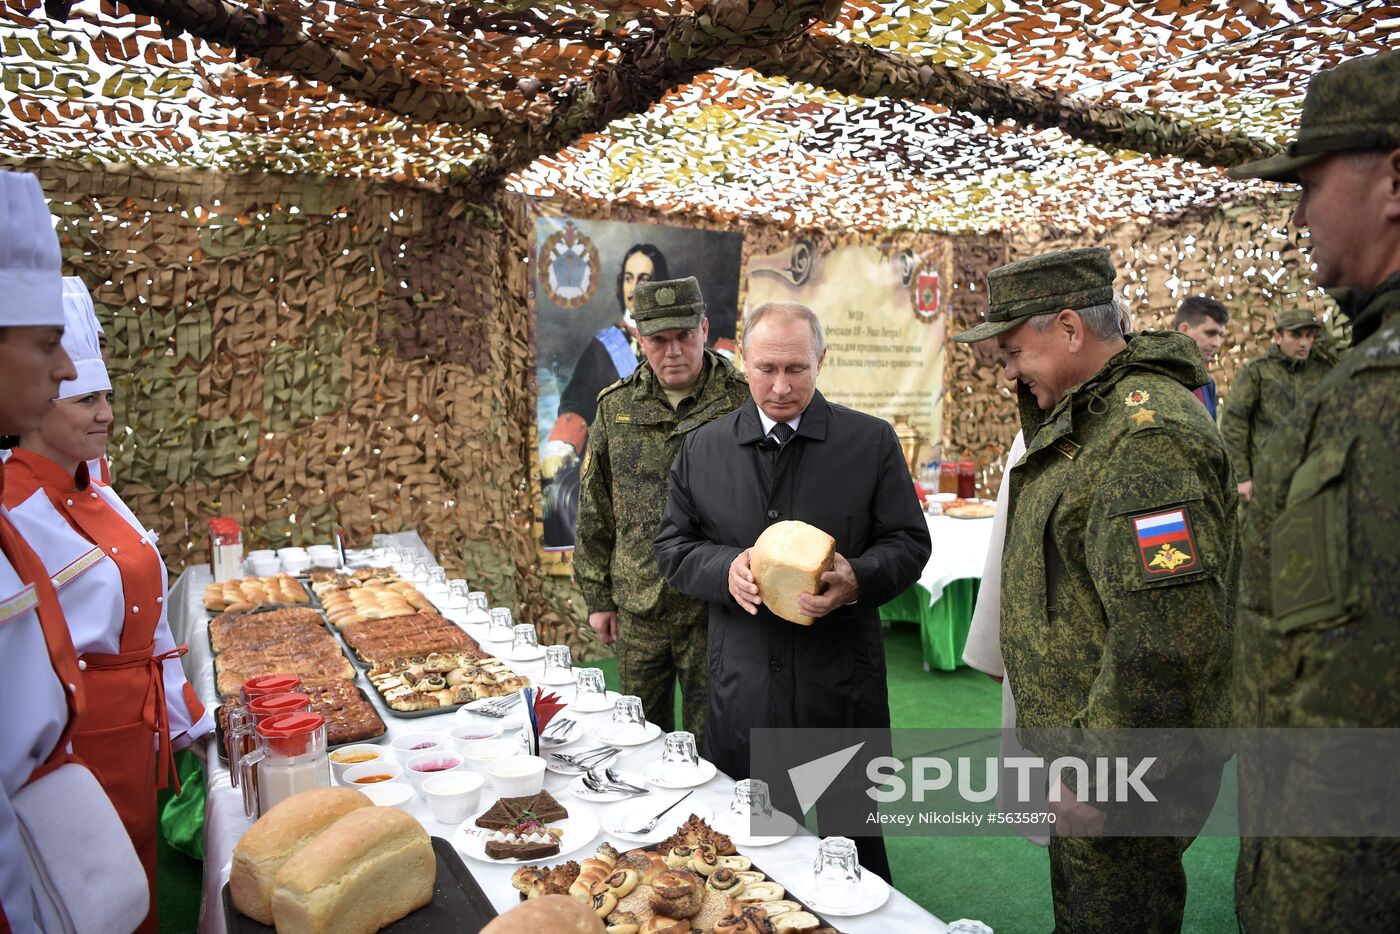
[367, 653, 530, 718]
[337, 612, 482, 668]
[221, 837, 496, 933]
[203, 574, 313, 613]
[208, 607, 357, 698]
[215, 682, 386, 761]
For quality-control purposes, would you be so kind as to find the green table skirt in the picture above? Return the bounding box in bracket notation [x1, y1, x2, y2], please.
[879, 578, 981, 672]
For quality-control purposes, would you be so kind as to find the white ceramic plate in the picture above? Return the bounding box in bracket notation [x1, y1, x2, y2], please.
[567, 769, 650, 803]
[594, 721, 662, 747]
[642, 758, 717, 790]
[506, 645, 546, 662]
[452, 808, 600, 865]
[478, 627, 514, 644]
[711, 810, 799, 847]
[568, 690, 620, 714]
[787, 868, 891, 916]
[538, 668, 577, 686]
[606, 800, 715, 845]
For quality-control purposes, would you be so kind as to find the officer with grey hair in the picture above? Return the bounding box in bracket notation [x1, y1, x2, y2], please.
[1229, 48, 1400, 932]
[955, 247, 1238, 933]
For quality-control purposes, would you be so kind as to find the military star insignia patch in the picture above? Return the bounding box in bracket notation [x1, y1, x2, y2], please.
[1124, 389, 1150, 406]
[1131, 507, 1203, 582]
[1130, 407, 1159, 428]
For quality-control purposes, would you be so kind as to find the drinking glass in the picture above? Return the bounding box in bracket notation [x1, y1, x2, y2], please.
[814, 836, 862, 908]
[660, 731, 699, 773]
[511, 624, 539, 655]
[574, 667, 606, 702]
[543, 645, 573, 679]
[488, 607, 513, 640]
[466, 591, 490, 618]
[426, 566, 448, 592]
[445, 579, 470, 609]
[730, 778, 774, 820]
[610, 695, 646, 732]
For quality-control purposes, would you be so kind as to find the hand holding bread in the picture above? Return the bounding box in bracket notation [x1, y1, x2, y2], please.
[749, 521, 842, 625]
[727, 549, 760, 615]
[794, 551, 858, 619]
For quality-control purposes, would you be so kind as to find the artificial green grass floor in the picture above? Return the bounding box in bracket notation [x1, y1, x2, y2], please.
[156, 623, 1241, 933]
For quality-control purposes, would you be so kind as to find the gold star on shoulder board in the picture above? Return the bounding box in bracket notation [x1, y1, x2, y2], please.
[1130, 407, 1159, 428]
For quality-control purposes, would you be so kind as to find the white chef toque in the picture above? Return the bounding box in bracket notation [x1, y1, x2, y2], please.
[57, 277, 111, 400]
[0, 171, 66, 328]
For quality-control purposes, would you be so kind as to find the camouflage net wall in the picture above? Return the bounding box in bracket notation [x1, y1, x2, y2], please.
[944, 191, 1329, 493]
[4, 155, 549, 632]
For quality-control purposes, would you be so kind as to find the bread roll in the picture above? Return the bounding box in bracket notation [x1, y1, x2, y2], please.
[270, 806, 434, 934]
[480, 894, 605, 934]
[230, 787, 373, 925]
[750, 521, 835, 626]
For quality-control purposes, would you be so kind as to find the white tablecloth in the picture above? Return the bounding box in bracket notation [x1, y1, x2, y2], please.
[915, 513, 996, 606]
[171, 532, 947, 933]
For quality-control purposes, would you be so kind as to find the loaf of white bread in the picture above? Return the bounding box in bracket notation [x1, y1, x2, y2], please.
[750, 520, 835, 626]
[271, 806, 434, 934]
[231, 787, 372, 925]
[229, 786, 435, 933]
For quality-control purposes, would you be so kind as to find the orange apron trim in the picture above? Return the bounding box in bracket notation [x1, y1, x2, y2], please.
[78, 643, 189, 795]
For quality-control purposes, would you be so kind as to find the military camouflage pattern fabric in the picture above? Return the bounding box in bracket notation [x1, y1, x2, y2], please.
[1233, 272, 1400, 931]
[1274, 308, 1319, 331]
[1000, 331, 1239, 930]
[614, 608, 707, 740]
[632, 276, 704, 336]
[1219, 344, 1332, 482]
[574, 349, 748, 741]
[1230, 49, 1400, 182]
[953, 246, 1115, 343]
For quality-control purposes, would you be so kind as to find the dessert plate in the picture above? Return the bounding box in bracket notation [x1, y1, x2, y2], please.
[594, 721, 662, 747]
[567, 769, 650, 803]
[452, 809, 600, 864]
[606, 801, 715, 846]
[568, 690, 620, 714]
[642, 758, 717, 790]
[787, 868, 891, 916]
[712, 809, 799, 847]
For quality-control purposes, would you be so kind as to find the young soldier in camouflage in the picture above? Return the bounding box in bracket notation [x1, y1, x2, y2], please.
[574, 277, 748, 748]
[955, 247, 1238, 934]
[1218, 308, 1332, 501]
[1228, 48, 1400, 931]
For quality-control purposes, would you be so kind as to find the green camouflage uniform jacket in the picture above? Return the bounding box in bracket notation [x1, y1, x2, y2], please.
[1002, 331, 1239, 748]
[574, 349, 749, 622]
[1219, 344, 1333, 482]
[1234, 271, 1400, 930]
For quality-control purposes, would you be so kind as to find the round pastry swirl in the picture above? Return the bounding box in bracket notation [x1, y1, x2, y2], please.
[664, 845, 694, 869]
[706, 866, 744, 895]
[649, 868, 703, 920]
[590, 867, 640, 900]
[713, 906, 778, 934]
[604, 911, 641, 934]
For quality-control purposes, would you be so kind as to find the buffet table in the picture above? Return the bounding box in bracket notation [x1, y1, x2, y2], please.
[171, 532, 947, 933]
[879, 513, 995, 672]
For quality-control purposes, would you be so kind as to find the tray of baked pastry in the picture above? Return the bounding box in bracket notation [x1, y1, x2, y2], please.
[222, 836, 497, 933]
[506, 816, 845, 933]
[364, 652, 531, 719]
[214, 680, 387, 764]
[206, 607, 359, 700]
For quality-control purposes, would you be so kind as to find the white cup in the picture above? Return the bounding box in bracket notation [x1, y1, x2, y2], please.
[343, 761, 404, 788]
[487, 755, 546, 796]
[276, 546, 308, 559]
[404, 751, 465, 796]
[356, 781, 414, 812]
[246, 549, 276, 560]
[448, 721, 504, 752]
[422, 771, 485, 824]
[329, 744, 386, 784]
[390, 732, 444, 763]
[461, 738, 519, 774]
[280, 554, 311, 575]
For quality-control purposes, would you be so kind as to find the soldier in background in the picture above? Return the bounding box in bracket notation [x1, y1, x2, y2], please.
[1228, 48, 1400, 931]
[954, 247, 1238, 933]
[1218, 308, 1332, 501]
[574, 277, 748, 747]
[1172, 295, 1228, 419]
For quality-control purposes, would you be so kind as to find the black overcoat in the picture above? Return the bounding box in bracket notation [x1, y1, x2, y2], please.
[655, 391, 931, 778]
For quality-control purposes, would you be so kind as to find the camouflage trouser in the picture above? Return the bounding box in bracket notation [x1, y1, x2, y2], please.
[1049, 835, 1195, 933]
[1237, 836, 1400, 931]
[614, 610, 707, 749]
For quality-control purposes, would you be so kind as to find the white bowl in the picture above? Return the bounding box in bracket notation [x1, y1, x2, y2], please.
[280, 555, 311, 575]
[246, 549, 276, 560]
[422, 771, 485, 824]
[276, 546, 308, 558]
[461, 738, 520, 774]
[343, 761, 404, 789]
[246, 556, 281, 577]
[448, 721, 504, 752]
[390, 732, 445, 764]
[329, 744, 386, 784]
[487, 755, 546, 796]
[404, 751, 465, 796]
[355, 781, 414, 812]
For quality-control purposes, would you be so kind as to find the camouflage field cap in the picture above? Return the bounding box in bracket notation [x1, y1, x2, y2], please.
[1230, 49, 1400, 182]
[1275, 308, 1320, 332]
[953, 247, 1116, 343]
[633, 276, 705, 336]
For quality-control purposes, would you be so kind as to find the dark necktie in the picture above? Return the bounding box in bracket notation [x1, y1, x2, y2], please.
[767, 422, 795, 455]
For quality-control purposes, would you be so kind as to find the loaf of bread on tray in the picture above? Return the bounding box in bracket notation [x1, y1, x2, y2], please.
[270, 805, 435, 934]
[750, 520, 835, 626]
[229, 787, 372, 925]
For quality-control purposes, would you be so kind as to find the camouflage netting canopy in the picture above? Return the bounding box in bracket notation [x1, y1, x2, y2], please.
[4, 1, 1397, 234]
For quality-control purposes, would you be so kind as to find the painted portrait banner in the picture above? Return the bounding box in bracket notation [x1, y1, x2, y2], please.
[534, 214, 743, 571]
[744, 238, 950, 451]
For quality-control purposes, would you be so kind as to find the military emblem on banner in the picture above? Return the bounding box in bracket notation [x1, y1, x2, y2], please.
[1131, 507, 1203, 581]
[913, 270, 941, 321]
[540, 220, 600, 309]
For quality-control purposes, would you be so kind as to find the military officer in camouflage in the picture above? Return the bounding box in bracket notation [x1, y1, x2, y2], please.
[955, 247, 1238, 934]
[1228, 49, 1400, 931]
[574, 276, 749, 747]
[1218, 308, 1332, 501]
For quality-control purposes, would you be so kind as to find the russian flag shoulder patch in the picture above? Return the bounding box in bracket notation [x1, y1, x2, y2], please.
[1131, 506, 1204, 582]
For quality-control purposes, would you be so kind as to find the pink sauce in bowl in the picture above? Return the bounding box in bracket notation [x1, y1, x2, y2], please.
[411, 758, 461, 773]
[410, 742, 437, 750]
